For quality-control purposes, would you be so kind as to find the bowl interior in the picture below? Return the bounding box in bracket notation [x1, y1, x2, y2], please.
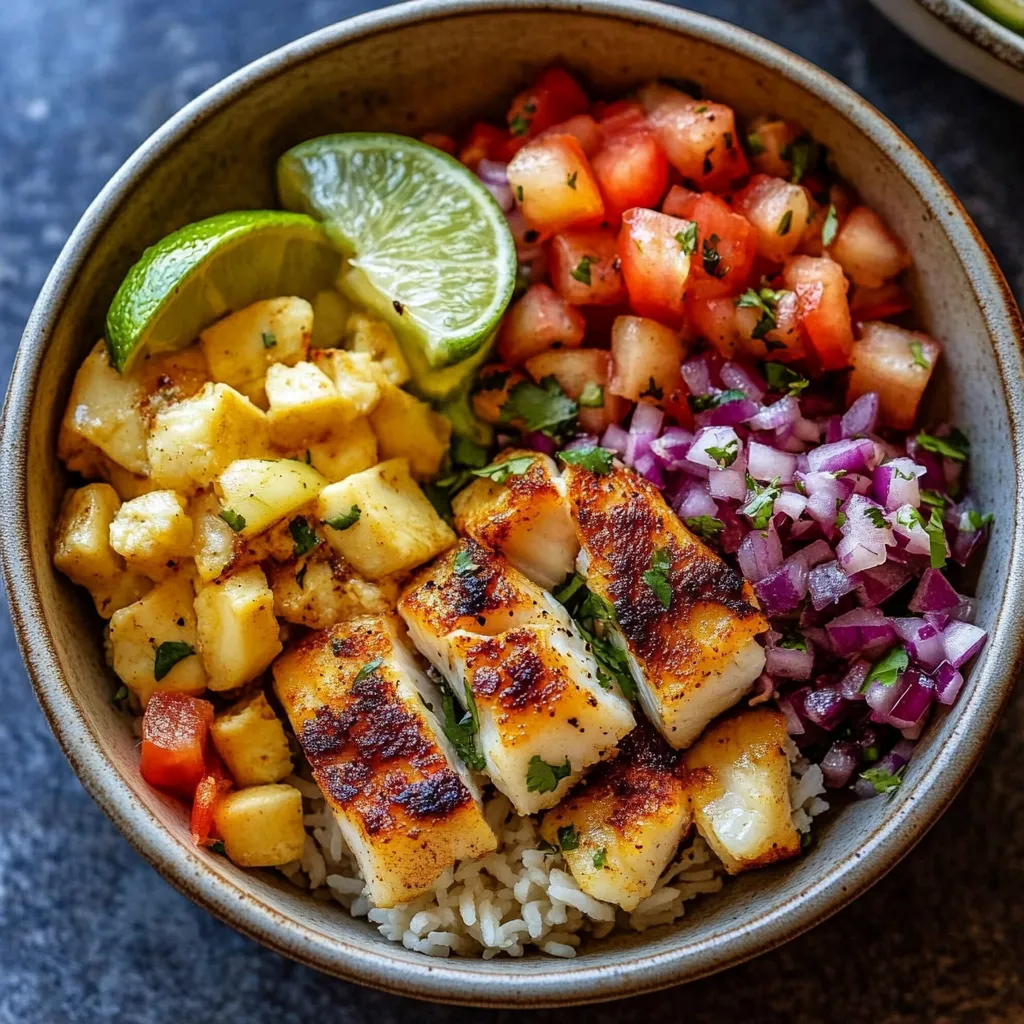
[7, 1, 1023, 1006]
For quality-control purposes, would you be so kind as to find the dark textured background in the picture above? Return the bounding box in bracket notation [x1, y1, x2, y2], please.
[2, 1, 1023, 1021]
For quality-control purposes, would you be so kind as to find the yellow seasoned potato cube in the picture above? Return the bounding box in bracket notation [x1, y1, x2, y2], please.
[267, 557, 398, 629]
[194, 566, 282, 691]
[108, 573, 206, 705]
[199, 297, 312, 407]
[147, 383, 269, 493]
[309, 349, 383, 418]
[310, 289, 350, 349]
[264, 361, 349, 447]
[305, 418, 378, 482]
[347, 312, 410, 385]
[53, 484, 151, 618]
[59, 341, 149, 475]
[109, 490, 193, 579]
[212, 784, 305, 867]
[215, 458, 327, 538]
[210, 692, 292, 786]
[190, 491, 237, 582]
[368, 382, 451, 479]
[317, 459, 455, 580]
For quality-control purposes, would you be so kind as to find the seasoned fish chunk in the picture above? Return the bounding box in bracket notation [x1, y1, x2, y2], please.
[273, 615, 497, 907]
[399, 542, 635, 814]
[452, 450, 579, 589]
[683, 708, 800, 874]
[540, 724, 692, 911]
[398, 540, 571, 680]
[564, 463, 767, 748]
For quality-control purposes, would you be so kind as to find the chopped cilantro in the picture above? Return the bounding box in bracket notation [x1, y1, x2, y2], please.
[776, 209, 793, 236]
[747, 131, 766, 156]
[925, 507, 947, 568]
[323, 505, 361, 531]
[785, 137, 821, 184]
[454, 548, 481, 576]
[687, 388, 748, 413]
[740, 474, 781, 530]
[778, 635, 808, 652]
[684, 515, 724, 540]
[860, 647, 909, 692]
[553, 572, 587, 607]
[557, 445, 615, 475]
[702, 233, 726, 278]
[440, 680, 485, 772]
[860, 763, 906, 795]
[821, 203, 839, 247]
[472, 454, 536, 485]
[915, 428, 969, 463]
[763, 360, 809, 395]
[706, 438, 739, 468]
[738, 288, 790, 340]
[111, 684, 129, 705]
[154, 641, 195, 682]
[210, 841, 226, 855]
[218, 508, 245, 532]
[593, 847, 608, 869]
[965, 509, 994, 532]
[570, 255, 596, 286]
[642, 547, 673, 610]
[353, 657, 384, 685]
[500, 376, 579, 438]
[557, 825, 579, 851]
[509, 113, 530, 137]
[578, 381, 605, 408]
[909, 340, 930, 370]
[639, 376, 664, 401]
[289, 515, 319, 557]
[919, 489, 948, 509]
[675, 221, 698, 255]
[526, 755, 572, 794]
[566, 170, 578, 190]
[451, 436, 490, 469]
[863, 506, 889, 529]
[261, 331, 277, 349]
[896, 506, 926, 530]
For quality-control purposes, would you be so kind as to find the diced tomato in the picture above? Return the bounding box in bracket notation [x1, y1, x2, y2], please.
[663, 190, 757, 299]
[523, 348, 629, 434]
[538, 114, 602, 156]
[617, 208, 693, 325]
[420, 132, 456, 155]
[686, 294, 742, 359]
[746, 117, 803, 178]
[638, 84, 749, 193]
[590, 103, 669, 222]
[782, 255, 854, 370]
[140, 693, 215, 798]
[732, 174, 812, 263]
[497, 283, 586, 366]
[847, 322, 940, 430]
[190, 769, 231, 847]
[547, 229, 626, 306]
[507, 135, 604, 236]
[471, 364, 526, 424]
[458, 122, 514, 170]
[660, 184, 698, 218]
[609, 316, 687, 408]
[830, 206, 911, 288]
[734, 288, 807, 362]
[849, 281, 913, 322]
[507, 67, 590, 141]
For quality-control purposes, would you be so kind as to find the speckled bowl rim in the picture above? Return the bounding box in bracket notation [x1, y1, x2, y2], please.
[914, 0, 1024, 71]
[3, 0, 1024, 1007]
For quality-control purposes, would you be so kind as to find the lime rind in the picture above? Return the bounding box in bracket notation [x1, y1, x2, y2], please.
[276, 133, 517, 373]
[105, 210, 340, 372]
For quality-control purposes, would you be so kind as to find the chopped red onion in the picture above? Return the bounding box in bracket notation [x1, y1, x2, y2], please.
[790, 539, 834, 571]
[777, 694, 805, 735]
[674, 477, 719, 520]
[809, 559, 855, 610]
[891, 617, 946, 671]
[774, 489, 808, 521]
[908, 568, 960, 614]
[709, 397, 760, 426]
[747, 441, 796, 484]
[940, 619, 986, 669]
[885, 670, 935, 729]
[650, 426, 695, 470]
[793, 416, 821, 443]
[871, 457, 924, 510]
[563, 434, 599, 452]
[853, 562, 914, 608]
[632, 451, 665, 487]
[802, 684, 848, 730]
[889, 504, 931, 555]
[840, 392, 879, 438]
[951, 595, 977, 623]
[600, 423, 630, 456]
[737, 524, 783, 582]
[628, 401, 664, 439]
[765, 643, 814, 680]
[520, 431, 556, 455]
[839, 658, 870, 699]
[687, 426, 742, 471]
[477, 159, 514, 211]
[826, 607, 896, 656]
[681, 354, 712, 396]
[747, 395, 800, 431]
[824, 415, 843, 444]
[720, 361, 765, 402]
[934, 660, 965, 705]
[754, 558, 809, 615]
[821, 740, 859, 788]
[807, 437, 878, 475]
[709, 466, 747, 500]
[865, 671, 909, 721]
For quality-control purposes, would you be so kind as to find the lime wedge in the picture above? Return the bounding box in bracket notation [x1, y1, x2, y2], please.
[971, 0, 1024, 30]
[105, 210, 342, 372]
[276, 133, 517, 378]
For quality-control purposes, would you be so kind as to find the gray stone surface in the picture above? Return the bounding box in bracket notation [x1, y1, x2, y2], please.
[1, 0, 1023, 1020]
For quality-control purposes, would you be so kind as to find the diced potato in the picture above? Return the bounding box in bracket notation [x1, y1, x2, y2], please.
[108, 573, 206, 705]
[267, 557, 398, 629]
[305, 418, 378, 482]
[199, 297, 312, 407]
[317, 459, 455, 580]
[213, 784, 306, 867]
[264, 361, 349, 448]
[347, 312, 411, 385]
[309, 348, 383, 419]
[147, 383, 269, 493]
[133, 345, 211, 420]
[109, 490, 193, 580]
[210, 692, 293, 786]
[193, 566, 282, 691]
[215, 458, 327, 538]
[310, 289, 351, 349]
[53, 484, 151, 618]
[190, 491, 237, 582]
[368, 382, 451, 480]
[59, 341, 149, 474]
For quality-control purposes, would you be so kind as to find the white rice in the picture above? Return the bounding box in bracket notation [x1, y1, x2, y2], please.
[278, 745, 829, 959]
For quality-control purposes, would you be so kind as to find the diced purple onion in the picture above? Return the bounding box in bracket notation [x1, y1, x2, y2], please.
[793, 416, 821, 443]
[521, 431, 556, 455]
[824, 415, 843, 444]
[747, 395, 800, 431]
[807, 437, 878, 475]
[632, 451, 664, 487]
[885, 670, 935, 729]
[708, 466, 747, 501]
[871, 457, 924, 511]
[600, 424, 629, 456]
[908, 568, 960, 614]
[826, 607, 896, 656]
[563, 434, 599, 452]
[774, 490, 808, 521]
[853, 562, 914, 608]
[765, 643, 814, 680]
[674, 477, 719, 520]
[650, 426, 695, 470]
[809, 559, 855, 610]
[720, 361, 765, 402]
[709, 397, 760, 426]
[934, 660, 965, 705]
[737, 523, 783, 582]
[821, 740, 859, 788]
[747, 441, 797, 485]
[839, 658, 870, 699]
[940, 619, 987, 669]
[681, 354, 712, 396]
[777, 694, 805, 735]
[754, 558, 809, 615]
[840, 392, 879, 438]
[477, 159, 514, 210]
[802, 684, 849, 730]
[891, 617, 946, 671]
[687, 426, 742, 471]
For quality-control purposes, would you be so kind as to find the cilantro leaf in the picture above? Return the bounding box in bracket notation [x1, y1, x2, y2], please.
[111, 684, 129, 705]
[593, 847, 608, 868]
[785, 136, 821, 184]
[706, 438, 739, 468]
[916, 429, 969, 463]
[261, 331, 277, 349]
[762, 360, 809, 395]
[909, 340, 930, 370]
[353, 657, 384, 685]
[557, 445, 615, 475]
[925, 507, 947, 568]
[557, 824, 579, 851]
[509, 113, 531, 137]
[684, 515, 724, 540]
[860, 647, 909, 692]
[451, 435, 490, 469]
[964, 509, 994, 532]
[500, 376, 579, 437]
[702, 233, 726, 278]
[747, 131, 766, 156]
[676, 221, 698, 255]
[454, 549, 481, 576]
[553, 572, 587, 608]
[863, 506, 889, 529]
[571, 254, 595, 285]
[578, 381, 605, 408]
[642, 547, 673, 610]
[778, 635, 807, 652]
[919, 489, 948, 509]
[219, 508, 246, 532]
[821, 203, 839, 247]
[154, 641, 195, 682]
[896, 505, 926, 530]
[566, 170, 578, 190]
[526, 755, 572, 794]
[860, 763, 906, 795]
[210, 840, 227, 855]
[440, 681, 485, 772]
[289, 515, 319, 558]
[639, 376, 664, 400]
[740, 474, 781, 529]
[776, 210, 793, 236]
[323, 505, 361, 531]
[472, 454, 536, 485]
[687, 388, 748, 413]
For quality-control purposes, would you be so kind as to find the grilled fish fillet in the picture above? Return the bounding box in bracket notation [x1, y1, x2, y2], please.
[540, 724, 692, 911]
[564, 463, 768, 749]
[272, 614, 497, 907]
[452, 450, 579, 590]
[399, 542, 635, 814]
[683, 708, 800, 874]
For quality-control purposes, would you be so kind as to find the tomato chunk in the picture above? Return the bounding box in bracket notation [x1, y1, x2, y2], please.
[734, 288, 806, 362]
[639, 83, 749, 192]
[663, 188, 757, 299]
[849, 281, 913, 322]
[618, 208, 693, 325]
[591, 103, 669, 222]
[458, 122, 513, 170]
[686, 294, 742, 359]
[609, 316, 687, 406]
[746, 118, 803, 179]
[507, 67, 589, 141]
[847, 322, 940, 430]
[538, 114, 602, 156]
[523, 348, 629, 434]
[141, 692, 215, 798]
[420, 132, 456, 155]
[507, 135, 604, 236]
[547, 229, 626, 306]
[497, 283, 586, 366]
[782, 255, 854, 370]
[732, 174, 811, 263]
[190, 769, 232, 847]
[830, 206, 911, 288]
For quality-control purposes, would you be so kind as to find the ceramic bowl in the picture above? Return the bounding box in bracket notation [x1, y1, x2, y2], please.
[3, 0, 1023, 1007]
[870, 0, 1024, 104]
